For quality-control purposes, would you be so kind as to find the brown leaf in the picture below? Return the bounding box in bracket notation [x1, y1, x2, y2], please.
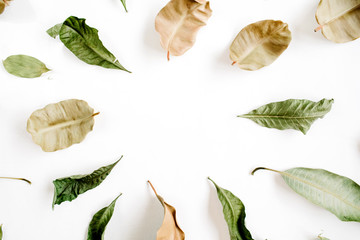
[155, 0, 212, 60]
[315, 0, 360, 43]
[230, 20, 291, 71]
[148, 181, 185, 240]
[27, 99, 99, 152]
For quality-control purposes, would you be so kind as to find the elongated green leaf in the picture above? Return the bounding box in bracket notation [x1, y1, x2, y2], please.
[0, 224, 3, 240]
[52, 156, 122, 208]
[120, 0, 127, 12]
[208, 178, 254, 240]
[238, 98, 333, 134]
[3, 55, 50, 78]
[252, 167, 360, 222]
[88, 194, 121, 240]
[47, 23, 62, 38]
[51, 16, 130, 72]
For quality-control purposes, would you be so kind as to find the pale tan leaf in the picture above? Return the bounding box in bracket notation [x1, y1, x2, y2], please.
[155, 0, 212, 60]
[148, 181, 185, 240]
[27, 99, 98, 152]
[315, 0, 360, 43]
[230, 20, 292, 71]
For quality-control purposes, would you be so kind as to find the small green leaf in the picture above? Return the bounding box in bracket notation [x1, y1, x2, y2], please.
[238, 98, 334, 134]
[208, 177, 254, 240]
[51, 16, 130, 72]
[3, 55, 50, 78]
[52, 156, 122, 208]
[252, 167, 360, 222]
[0, 224, 3, 240]
[87, 194, 121, 240]
[46, 23, 62, 38]
[120, 0, 127, 12]
[317, 234, 330, 240]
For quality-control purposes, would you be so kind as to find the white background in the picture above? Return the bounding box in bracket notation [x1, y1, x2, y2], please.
[0, 0, 360, 239]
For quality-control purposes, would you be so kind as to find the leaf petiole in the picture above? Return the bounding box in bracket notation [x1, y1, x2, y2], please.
[0, 176, 31, 184]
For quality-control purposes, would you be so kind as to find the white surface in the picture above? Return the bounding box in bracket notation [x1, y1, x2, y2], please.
[0, 0, 359, 239]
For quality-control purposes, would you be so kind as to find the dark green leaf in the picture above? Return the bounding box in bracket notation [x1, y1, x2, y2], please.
[55, 16, 130, 72]
[252, 167, 360, 222]
[3, 55, 50, 78]
[52, 156, 122, 208]
[88, 194, 121, 240]
[208, 178, 254, 240]
[47, 23, 62, 38]
[238, 98, 334, 134]
[120, 0, 127, 12]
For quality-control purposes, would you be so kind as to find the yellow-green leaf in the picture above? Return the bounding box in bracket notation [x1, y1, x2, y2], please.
[3, 55, 50, 78]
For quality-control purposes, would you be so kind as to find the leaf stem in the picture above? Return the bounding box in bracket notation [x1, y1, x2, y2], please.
[167, 51, 170, 61]
[147, 180, 158, 196]
[231, 61, 236, 65]
[0, 176, 31, 184]
[314, 25, 323, 32]
[92, 112, 100, 117]
[251, 167, 282, 175]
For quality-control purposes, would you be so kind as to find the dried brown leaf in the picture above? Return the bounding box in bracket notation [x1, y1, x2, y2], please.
[230, 20, 292, 71]
[315, 0, 360, 43]
[148, 181, 185, 240]
[155, 0, 212, 60]
[27, 99, 98, 152]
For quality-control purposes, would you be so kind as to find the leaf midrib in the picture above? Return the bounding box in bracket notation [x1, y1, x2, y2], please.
[321, 2, 360, 26]
[240, 114, 325, 119]
[37, 114, 94, 134]
[282, 171, 360, 212]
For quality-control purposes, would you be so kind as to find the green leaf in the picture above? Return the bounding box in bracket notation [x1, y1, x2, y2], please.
[252, 167, 360, 222]
[87, 194, 121, 240]
[52, 156, 122, 208]
[3, 55, 50, 78]
[238, 98, 334, 134]
[0, 224, 3, 240]
[120, 0, 127, 12]
[46, 23, 62, 38]
[317, 234, 330, 240]
[208, 178, 254, 240]
[54, 16, 130, 72]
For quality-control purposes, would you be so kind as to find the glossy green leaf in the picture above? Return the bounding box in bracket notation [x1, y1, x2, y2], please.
[87, 194, 121, 240]
[120, 0, 127, 12]
[3, 55, 50, 78]
[50, 16, 130, 72]
[52, 156, 122, 208]
[47, 23, 62, 38]
[252, 167, 360, 222]
[238, 98, 333, 134]
[208, 178, 254, 240]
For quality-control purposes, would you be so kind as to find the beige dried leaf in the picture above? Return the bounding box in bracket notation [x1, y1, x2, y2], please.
[155, 0, 212, 60]
[230, 20, 292, 71]
[27, 99, 98, 152]
[148, 181, 185, 240]
[315, 0, 360, 43]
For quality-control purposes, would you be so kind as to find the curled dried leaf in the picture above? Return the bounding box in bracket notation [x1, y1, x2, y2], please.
[230, 20, 291, 71]
[155, 0, 212, 60]
[148, 181, 185, 240]
[315, 0, 360, 43]
[27, 99, 98, 152]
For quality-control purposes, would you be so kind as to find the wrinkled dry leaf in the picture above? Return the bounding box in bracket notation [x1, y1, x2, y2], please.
[27, 99, 98, 152]
[155, 0, 212, 60]
[148, 181, 185, 240]
[230, 20, 291, 71]
[315, 0, 360, 43]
